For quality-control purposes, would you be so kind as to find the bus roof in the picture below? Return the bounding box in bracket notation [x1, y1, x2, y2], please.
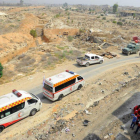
[45, 71, 79, 87]
[0, 90, 32, 112]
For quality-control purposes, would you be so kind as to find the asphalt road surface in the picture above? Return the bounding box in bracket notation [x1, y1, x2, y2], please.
[28, 54, 140, 99]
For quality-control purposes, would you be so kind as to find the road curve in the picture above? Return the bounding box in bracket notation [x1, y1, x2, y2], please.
[28, 55, 140, 96]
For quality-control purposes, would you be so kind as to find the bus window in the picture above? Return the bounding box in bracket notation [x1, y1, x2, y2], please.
[55, 79, 76, 92]
[12, 102, 25, 113]
[77, 76, 83, 81]
[65, 79, 76, 87]
[0, 112, 4, 119]
[5, 109, 11, 117]
[44, 83, 53, 93]
[27, 99, 37, 105]
[55, 83, 65, 92]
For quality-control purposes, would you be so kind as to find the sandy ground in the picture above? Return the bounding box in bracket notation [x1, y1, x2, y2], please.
[0, 60, 79, 95]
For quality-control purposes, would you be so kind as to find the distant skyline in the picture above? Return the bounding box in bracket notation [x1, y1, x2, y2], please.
[1, 0, 140, 7]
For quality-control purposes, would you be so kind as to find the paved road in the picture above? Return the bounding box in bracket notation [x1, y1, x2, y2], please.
[28, 55, 140, 98]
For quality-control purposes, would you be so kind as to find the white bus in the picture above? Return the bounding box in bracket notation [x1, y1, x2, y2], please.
[43, 70, 84, 101]
[0, 89, 42, 133]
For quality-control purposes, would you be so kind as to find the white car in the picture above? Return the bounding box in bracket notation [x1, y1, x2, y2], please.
[77, 53, 104, 67]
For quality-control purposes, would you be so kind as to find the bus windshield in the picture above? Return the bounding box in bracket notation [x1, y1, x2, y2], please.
[29, 93, 38, 100]
[44, 83, 53, 93]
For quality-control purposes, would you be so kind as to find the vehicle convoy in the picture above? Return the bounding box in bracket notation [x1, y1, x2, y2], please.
[43, 70, 84, 101]
[76, 53, 104, 67]
[122, 43, 140, 55]
[0, 89, 42, 133]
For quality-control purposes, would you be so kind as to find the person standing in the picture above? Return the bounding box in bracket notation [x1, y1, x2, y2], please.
[130, 114, 137, 129]
[134, 121, 140, 134]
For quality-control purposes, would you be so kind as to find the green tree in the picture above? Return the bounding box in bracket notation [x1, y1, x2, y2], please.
[113, 4, 118, 13]
[117, 21, 123, 26]
[63, 2, 68, 7]
[0, 63, 3, 78]
[133, 13, 136, 19]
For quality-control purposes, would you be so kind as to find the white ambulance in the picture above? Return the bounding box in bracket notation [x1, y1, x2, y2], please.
[43, 70, 84, 101]
[0, 89, 42, 133]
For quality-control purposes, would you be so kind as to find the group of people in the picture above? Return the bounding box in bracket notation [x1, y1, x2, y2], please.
[130, 105, 140, 134]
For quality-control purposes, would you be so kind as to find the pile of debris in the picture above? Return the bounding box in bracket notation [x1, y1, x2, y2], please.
[101, 52, 117, 59]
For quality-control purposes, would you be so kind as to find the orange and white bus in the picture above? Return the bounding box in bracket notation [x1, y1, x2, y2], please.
[43, 70, 84, 101]
[0, 89, 42, 133]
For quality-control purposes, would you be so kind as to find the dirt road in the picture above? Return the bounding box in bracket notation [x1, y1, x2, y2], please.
[29, 54, 140, 95]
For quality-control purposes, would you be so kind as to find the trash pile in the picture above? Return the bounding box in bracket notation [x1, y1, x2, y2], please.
[101, 52, 117, 59]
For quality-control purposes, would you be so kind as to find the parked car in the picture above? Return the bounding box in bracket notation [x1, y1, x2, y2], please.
[77, 53, 104, 67]
[122, 43, 140, 55]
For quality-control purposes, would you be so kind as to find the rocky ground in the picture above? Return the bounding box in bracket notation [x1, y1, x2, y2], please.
[1, 5, 140, 85]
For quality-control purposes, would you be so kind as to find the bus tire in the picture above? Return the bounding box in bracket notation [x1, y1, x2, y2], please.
[99, 60, 103, 64]
[77, 84, 82, 90]
[30, 109, 37, 116]
[58, 94, 63, 101]
[85, 62, 89, 67]
[0, 126, 4, 133]
[127, 52, 130, 56]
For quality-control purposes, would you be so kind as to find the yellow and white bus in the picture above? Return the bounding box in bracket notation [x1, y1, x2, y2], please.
[43, 70, 84, 101]
[0, 89, 42, 133]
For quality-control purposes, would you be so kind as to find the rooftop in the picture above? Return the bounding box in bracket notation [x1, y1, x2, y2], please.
[45, 71, 78, 86]
[0, 90, 32, 109]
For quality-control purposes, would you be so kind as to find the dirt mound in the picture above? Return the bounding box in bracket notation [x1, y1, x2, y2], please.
[0, 13, 40, 64]
[0, 33, 34, 64]
[18, 13, 39, 34]
[43, 28, 79, 43]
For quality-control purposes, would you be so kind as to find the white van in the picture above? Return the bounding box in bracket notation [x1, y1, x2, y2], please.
[0, 89, 42, 133]
[43, 70, 84, 101]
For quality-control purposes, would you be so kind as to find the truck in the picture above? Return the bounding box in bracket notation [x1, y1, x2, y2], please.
[76, 53, 104, 67]
[122, 43, 140, 55]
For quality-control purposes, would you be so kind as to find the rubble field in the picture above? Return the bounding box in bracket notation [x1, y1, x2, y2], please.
[0, 5, 140, 84]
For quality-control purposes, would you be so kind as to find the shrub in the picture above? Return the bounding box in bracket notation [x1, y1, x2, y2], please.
[54, 14, 60, 18]
[30, 29, 37, 38]
[101, 14, 104, 16]
[67, 36, 73, 42]
[57, 46, 65, 50]
[112, 20, 117, 23]
[102, 17, 106, 20]
[97, 16, 100, 18]
[117, 21, 123, 26]
[79, 29, 85, 33]
[0, 63, 3, 78]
